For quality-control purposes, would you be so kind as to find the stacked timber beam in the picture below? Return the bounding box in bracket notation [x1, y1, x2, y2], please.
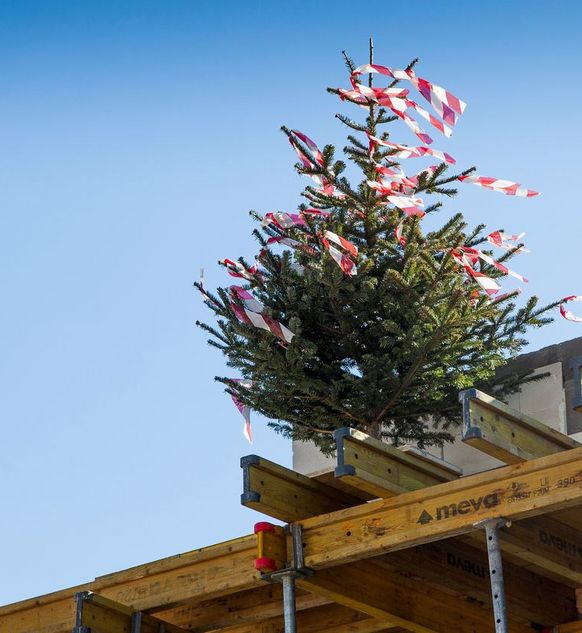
[1, 390, 582, 633]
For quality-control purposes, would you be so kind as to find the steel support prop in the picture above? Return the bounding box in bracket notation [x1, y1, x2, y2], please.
[475, 518, 510, 633]
[260, 524, 312, 633]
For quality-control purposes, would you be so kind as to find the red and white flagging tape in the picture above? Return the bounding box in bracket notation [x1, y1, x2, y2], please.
[228, 379, 253, 443]
[229, 286, 295, 344]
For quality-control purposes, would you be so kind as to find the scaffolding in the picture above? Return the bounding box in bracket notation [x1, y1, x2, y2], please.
[1, 389, 582, 633]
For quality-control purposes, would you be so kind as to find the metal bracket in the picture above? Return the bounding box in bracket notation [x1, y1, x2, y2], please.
[260, 524, 314, 582]
[73, 591, 92, 633]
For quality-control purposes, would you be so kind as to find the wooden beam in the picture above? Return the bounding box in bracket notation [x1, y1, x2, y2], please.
[243, 454, 577, 623]
[545, 623, 582, 633]
[382, 538, 576, 626]
[205, 603, 395, 633]
[495, 516, 582, 586]
[299, 447, 582, 569]
[334, 428, 460, 498]
[242, 451, 582, 589]
[242, 453, 577, 624]
[460, 388, 580, 464]
[298, 559, 533, 633]
[74, 592, 187, 633]
[0, 535, 262, 633]
[152, 587, 330, 632]
[240, 455, 363, 522]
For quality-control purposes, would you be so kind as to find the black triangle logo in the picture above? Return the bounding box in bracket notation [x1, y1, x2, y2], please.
[417, 510, 433, 525]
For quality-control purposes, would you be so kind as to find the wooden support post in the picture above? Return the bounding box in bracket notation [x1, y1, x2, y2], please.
[299, 447, 582, 569]
[334, 428, 460, 498]
[460, 389, 580, 464]
[73, 592, 188, 633]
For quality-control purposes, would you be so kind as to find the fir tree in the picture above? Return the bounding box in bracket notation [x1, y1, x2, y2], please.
[196, 41, 557, 454]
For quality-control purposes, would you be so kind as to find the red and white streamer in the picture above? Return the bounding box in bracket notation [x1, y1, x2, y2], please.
[451, 249, 501, 296]
[487, 231, 529, 253]
[386, 194, 426, 218]
[302, 208, 333, 218]
[344, 64, 465, 136]
[321, 230, 358, 277]
[229, 379, 253, 443]
[368, 134, 456, 164]
[560, 296, 582, 323]
[473, 249, 528, 284]
[264, 235, 316, 256]
[452, 246, 527, 296]
[230, 286, 295, 343]
[323, 230, 358, 257]
[288, 129, 344, 198]
[395, 218, 407, 246]
[375, 165, 416, 188]
[458, 174, 540, 197]
[410, 164, 440, 186]
[197, 268, 221, 307]
[369, 164, 439, 198]
[220, 258, 259, 281]
[262, 212, 307, 230]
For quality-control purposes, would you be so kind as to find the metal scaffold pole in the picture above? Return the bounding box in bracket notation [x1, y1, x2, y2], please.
[477, 518, 510, 633]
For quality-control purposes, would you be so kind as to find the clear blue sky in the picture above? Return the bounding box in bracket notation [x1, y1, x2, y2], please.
[1, 0, 581, 605]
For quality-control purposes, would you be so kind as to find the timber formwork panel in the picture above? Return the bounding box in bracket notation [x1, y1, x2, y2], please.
[2, 392, 582, 633]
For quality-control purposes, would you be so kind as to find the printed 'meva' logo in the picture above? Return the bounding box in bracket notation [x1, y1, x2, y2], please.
[436, 493, 500, 519]
[417, 493, 500, 524]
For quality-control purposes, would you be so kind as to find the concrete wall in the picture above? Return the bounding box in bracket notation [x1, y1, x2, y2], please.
[292, 337, 582, 476]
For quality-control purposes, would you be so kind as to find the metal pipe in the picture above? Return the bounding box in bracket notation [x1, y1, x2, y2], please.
[281, 572, 297, 633]
[484, 520, 508, 633]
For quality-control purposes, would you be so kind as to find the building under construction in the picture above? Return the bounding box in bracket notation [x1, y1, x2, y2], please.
[2, 341, 582, 633]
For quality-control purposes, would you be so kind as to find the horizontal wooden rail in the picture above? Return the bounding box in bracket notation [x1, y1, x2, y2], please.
[0, 535, 261, 633]
[334, 428, 460, 498]
[460, 388, 580, 464]
[74, 591, 187, 633]
[299, 447, 582, 569]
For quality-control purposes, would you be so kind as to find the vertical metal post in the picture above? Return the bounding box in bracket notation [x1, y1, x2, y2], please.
[259, 524, 310, 633]
[483, 519, 509, 633]
[280, 571, 297, 633]
[131, 612, 143, 633]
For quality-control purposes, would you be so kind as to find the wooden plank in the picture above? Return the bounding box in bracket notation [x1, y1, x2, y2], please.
[0, 535, 261, 633]
[241, 452, 577, 623]
[242, 451, 582, 589]
[240, 455, 364, 522]
[243, 453, 576, 624]
[75, 592, 188, 633]
[334, 428, 460, 498]
[460, 388, 580, 464]
[546, 623, 582, 633]
[298, 559, 533, 633]
[299, 446, 582, 569]
[205, 603, 396, 633]
[153, 587, 330, 631]
[382, 538, 576, 626]
[495, 517, 582, 586]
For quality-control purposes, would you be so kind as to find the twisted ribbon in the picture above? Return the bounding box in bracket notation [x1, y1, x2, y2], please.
[229, 379, 253, 443]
